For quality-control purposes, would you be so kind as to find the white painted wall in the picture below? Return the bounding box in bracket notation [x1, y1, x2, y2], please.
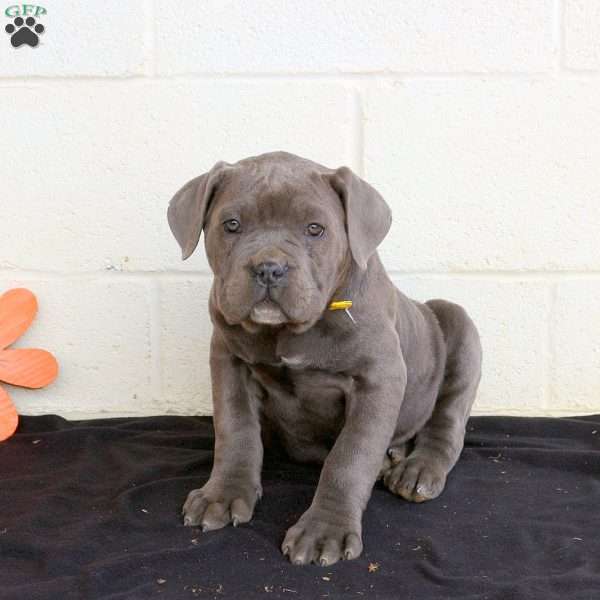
[1, 1, 599, 418]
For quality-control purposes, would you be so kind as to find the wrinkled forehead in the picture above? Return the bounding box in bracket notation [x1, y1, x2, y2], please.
[213, 164, 344, 225]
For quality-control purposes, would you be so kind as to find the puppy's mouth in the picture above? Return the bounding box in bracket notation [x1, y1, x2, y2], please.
[238, 290, 312, 334]
[249, 299, 288, 326]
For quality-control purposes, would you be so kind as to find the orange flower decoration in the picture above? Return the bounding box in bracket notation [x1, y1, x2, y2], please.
[0, 288, 58, 441]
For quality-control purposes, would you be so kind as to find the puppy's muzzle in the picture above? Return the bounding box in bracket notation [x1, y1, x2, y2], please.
[253, 261, 288, 288]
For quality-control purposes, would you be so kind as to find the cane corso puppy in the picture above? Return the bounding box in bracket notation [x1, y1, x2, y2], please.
[168, 151, 482, 566]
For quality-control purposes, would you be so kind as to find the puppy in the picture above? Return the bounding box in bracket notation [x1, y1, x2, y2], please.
[168, 151, 482, 566]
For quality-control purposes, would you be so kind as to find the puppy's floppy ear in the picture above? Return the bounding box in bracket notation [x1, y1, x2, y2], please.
[167, 161, 229, 260]
[326, 166, 392, 270]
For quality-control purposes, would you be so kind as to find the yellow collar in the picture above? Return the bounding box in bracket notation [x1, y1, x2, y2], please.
[328, 300, 357, 325]
[328, 300, 353, 311]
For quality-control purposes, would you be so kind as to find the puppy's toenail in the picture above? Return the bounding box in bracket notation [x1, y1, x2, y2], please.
[232, 517, 239, 527]
[183, 516, 192, 526]
[201, 523, 208, 532]
[319, 557, 328, 566]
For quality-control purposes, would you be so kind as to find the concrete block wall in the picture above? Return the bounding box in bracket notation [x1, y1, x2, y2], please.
[1, 1, 598, 418]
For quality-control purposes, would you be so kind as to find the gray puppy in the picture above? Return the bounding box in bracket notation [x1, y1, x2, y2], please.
[168, 151, 482, 566]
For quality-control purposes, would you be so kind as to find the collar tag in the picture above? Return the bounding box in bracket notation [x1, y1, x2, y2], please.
[328, 300, 357, 326]
[328, 300, 352, 311]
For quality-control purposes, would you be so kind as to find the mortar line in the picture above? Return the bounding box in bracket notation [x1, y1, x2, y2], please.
[21, 406, 599, 420]
[542, 282, 554, 412]
[547, 282, 558, 410]
[553, 0, 563, 74]
[3, 269, 600, 281]
[0, 71, 580, 85]
[143, 0, 156, 77]
[388, 270, 600, 280]
[351, 87, 365, 176]
[149, 277, 162, 408]
[470, 407, 599, 418]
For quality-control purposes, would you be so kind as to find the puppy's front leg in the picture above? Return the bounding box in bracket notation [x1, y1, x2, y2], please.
[183, 332, 263, 530]
[282, 355, 407, 566]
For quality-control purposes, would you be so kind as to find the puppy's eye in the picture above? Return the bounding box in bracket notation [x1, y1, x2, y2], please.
[223, 219, 241, 233]
[306, 223, 324, 237]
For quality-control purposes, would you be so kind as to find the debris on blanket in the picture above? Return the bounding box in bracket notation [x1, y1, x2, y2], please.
[3, 414, 600, 598]
[368, 562, 380, 573]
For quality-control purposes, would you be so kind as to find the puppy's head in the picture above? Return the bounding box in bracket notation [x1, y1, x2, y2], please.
[168, 152, 391, 334]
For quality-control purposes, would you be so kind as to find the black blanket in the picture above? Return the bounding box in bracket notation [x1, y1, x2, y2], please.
[1, 414, 599, 600]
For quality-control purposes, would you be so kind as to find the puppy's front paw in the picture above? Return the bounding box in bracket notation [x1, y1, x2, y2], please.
[182, 480, 262, 530]
[282, 506, 362, 566]
[383, 454, 447, 502]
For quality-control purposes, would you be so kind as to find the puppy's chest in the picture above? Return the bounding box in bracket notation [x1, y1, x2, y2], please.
[242, 341, 353, 403]
[228, 329, 354, 446]
[249, 362, 352, 402]
[249, 363, 350, 452]
[225, 326, 355, 408]
[227, 326, 350, 374]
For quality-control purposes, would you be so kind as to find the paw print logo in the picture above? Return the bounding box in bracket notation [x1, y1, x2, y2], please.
[5, 16, 44, 48]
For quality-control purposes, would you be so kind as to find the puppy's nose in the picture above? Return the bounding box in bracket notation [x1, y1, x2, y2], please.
[254, 261, 287, 287]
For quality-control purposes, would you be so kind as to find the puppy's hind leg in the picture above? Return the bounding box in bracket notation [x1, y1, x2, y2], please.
[384, 300, 482, 503]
